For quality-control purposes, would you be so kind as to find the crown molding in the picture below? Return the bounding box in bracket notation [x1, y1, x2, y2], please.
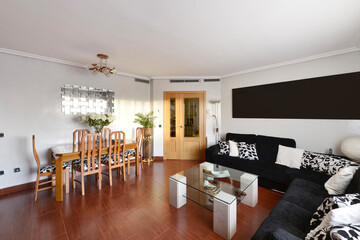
[221, 47, 360, 79]
[151, 75, 221, 80]
[0, 48, 87, 68]
[1, 47, 359, 81]
[0, 48, 150, 80]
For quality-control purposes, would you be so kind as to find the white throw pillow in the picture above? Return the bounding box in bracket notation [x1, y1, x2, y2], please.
[229, 140, 239, 157]
[324, 166, 359, 195]
[305, 203, 360, 240]
[275, 145, 304, 169]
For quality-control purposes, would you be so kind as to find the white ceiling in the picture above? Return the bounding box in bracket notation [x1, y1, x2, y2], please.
[1, 0, 360, 78]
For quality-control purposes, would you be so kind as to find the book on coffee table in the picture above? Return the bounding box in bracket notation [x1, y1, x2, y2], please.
[203, 180, 221, 194]
[203, 169, 230, 178]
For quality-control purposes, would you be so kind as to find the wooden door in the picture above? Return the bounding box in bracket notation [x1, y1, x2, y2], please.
[164, 91, 206, 160]
[164, 92, 180, 159]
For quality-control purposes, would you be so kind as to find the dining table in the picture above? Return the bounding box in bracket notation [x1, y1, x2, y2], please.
[51, 139, 138, 201]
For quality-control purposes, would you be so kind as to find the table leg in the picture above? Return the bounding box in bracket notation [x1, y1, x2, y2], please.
[169, 176, 187, 209]
[55, 157, 64, 201]
[135, 146, 139, 176]
[241, 177, 258, 207]
[213, 197, 237, 240]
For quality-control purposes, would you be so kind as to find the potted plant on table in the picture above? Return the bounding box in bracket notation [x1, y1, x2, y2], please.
[80, 113, 116, 134]
[133, 111, 156, 162]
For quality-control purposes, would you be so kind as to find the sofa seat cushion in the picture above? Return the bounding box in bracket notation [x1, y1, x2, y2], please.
[282, 179, 329, 212]
[256, 162, 289, 185]
[272, 228, 302, 240]
[285, 168, 330, 186]
[211, 155, 288, 184]
[252, 200, 313, 240]
[256, 135, 296, 163]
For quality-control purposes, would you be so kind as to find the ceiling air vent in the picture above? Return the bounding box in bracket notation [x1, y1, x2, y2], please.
[170, 79, 200, 83]
[135, 78, 150, 84]
[204, 79, 220, 82]
[170, 79, 185, 83]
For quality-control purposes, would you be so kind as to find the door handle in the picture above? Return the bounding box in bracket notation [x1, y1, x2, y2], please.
[180, 125, 183, 128]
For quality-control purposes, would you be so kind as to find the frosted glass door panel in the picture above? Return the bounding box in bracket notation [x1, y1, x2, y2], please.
[170, 98, 176, 137]
[184, 98, 199, 137]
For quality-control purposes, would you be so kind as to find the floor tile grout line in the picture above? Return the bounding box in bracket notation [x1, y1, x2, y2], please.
[31, 208, 59, 219]
[58, 206, 69, 240]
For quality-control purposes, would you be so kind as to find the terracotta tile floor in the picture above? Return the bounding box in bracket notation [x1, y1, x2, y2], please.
[0, 160, 283, 240]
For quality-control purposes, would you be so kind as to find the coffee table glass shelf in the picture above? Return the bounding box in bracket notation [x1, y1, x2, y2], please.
[169, 162, 258, 240]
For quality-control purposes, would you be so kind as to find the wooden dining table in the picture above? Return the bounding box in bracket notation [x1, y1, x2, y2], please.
[51, 139, 138, 201]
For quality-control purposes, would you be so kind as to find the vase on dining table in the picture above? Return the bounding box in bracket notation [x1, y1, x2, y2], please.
[94, 125, 103, 135]
[93, 126, 103, 147]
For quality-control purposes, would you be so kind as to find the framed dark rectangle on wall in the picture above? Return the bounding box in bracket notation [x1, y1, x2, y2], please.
[232, 71, 360, 119]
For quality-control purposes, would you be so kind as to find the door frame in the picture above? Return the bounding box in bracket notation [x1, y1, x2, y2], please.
[163, 91, 206, 160]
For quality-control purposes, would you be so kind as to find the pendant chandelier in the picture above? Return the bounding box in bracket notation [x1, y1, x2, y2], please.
[89, 54, 117, 77]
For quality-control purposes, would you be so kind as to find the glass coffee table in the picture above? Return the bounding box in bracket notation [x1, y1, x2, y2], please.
[169, 162, 258, 240]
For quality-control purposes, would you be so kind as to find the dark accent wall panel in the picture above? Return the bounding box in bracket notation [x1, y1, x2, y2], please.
[232, 71, 360, 119]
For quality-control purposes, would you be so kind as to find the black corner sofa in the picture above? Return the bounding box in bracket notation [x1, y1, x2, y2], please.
[206, 133, 332, 192]
[205, 133, 360, 240]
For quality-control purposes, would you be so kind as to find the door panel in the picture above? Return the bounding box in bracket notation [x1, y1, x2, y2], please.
[180, 93, 205, 160]
[164, 91, 206, 160]
[164, 93, 180, 159]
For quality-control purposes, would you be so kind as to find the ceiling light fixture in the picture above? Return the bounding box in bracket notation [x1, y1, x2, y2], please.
[89, 54, 117, 77]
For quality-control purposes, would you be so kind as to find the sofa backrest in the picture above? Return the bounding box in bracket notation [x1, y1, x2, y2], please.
[226, 133, 256, 144]
[345, 167, 360, 194]
[256, 135, 296, 163]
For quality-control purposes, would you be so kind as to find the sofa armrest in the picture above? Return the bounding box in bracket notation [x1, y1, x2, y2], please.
[205, 144, 220, 163]
[272, 228, 302, 240]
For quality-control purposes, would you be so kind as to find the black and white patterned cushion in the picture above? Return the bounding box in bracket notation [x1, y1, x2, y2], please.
[329, 223, 360, 240]
[73, 160, 99, 171]
[310, 194, 360, 230]
[101, 156, 115, 164]
[238, 143, 259, 160]
[122, 149, 136, 157]
[301, 151, 360, 176]
[39, 162, 71, 173]
[218, 140, 230, 155]
[308, 225, 332, 240]
[308, 224, 360, 240]
[101, 154, 126, 164]
[101, 149, 135, 164]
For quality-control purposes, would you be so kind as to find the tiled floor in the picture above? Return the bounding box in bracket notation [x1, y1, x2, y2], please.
[0, 160, 283, 240]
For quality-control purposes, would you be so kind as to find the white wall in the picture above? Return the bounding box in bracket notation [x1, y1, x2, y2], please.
[151, 80, 221, 156]
[0, 52, 150, 189]
[221, 51, 360, 155]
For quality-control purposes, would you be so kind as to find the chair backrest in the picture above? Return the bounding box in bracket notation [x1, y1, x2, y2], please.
[136, 127, 144, 157]
[73, 129, 90, 151]
[108, 131, 126, 167]
[101, 127, 111, 147]
[80, 133, 101, 174]
[32, 135, 41, 173]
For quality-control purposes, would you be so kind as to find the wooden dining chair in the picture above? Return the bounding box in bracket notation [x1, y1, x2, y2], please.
[126, 127, 144, 175]
[73, 129, 90, 152]
[101, 127, 111, 146]
[72, 133, 102, 195]
[101, 131, 126, 186]
[32, 135, 70, 201]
